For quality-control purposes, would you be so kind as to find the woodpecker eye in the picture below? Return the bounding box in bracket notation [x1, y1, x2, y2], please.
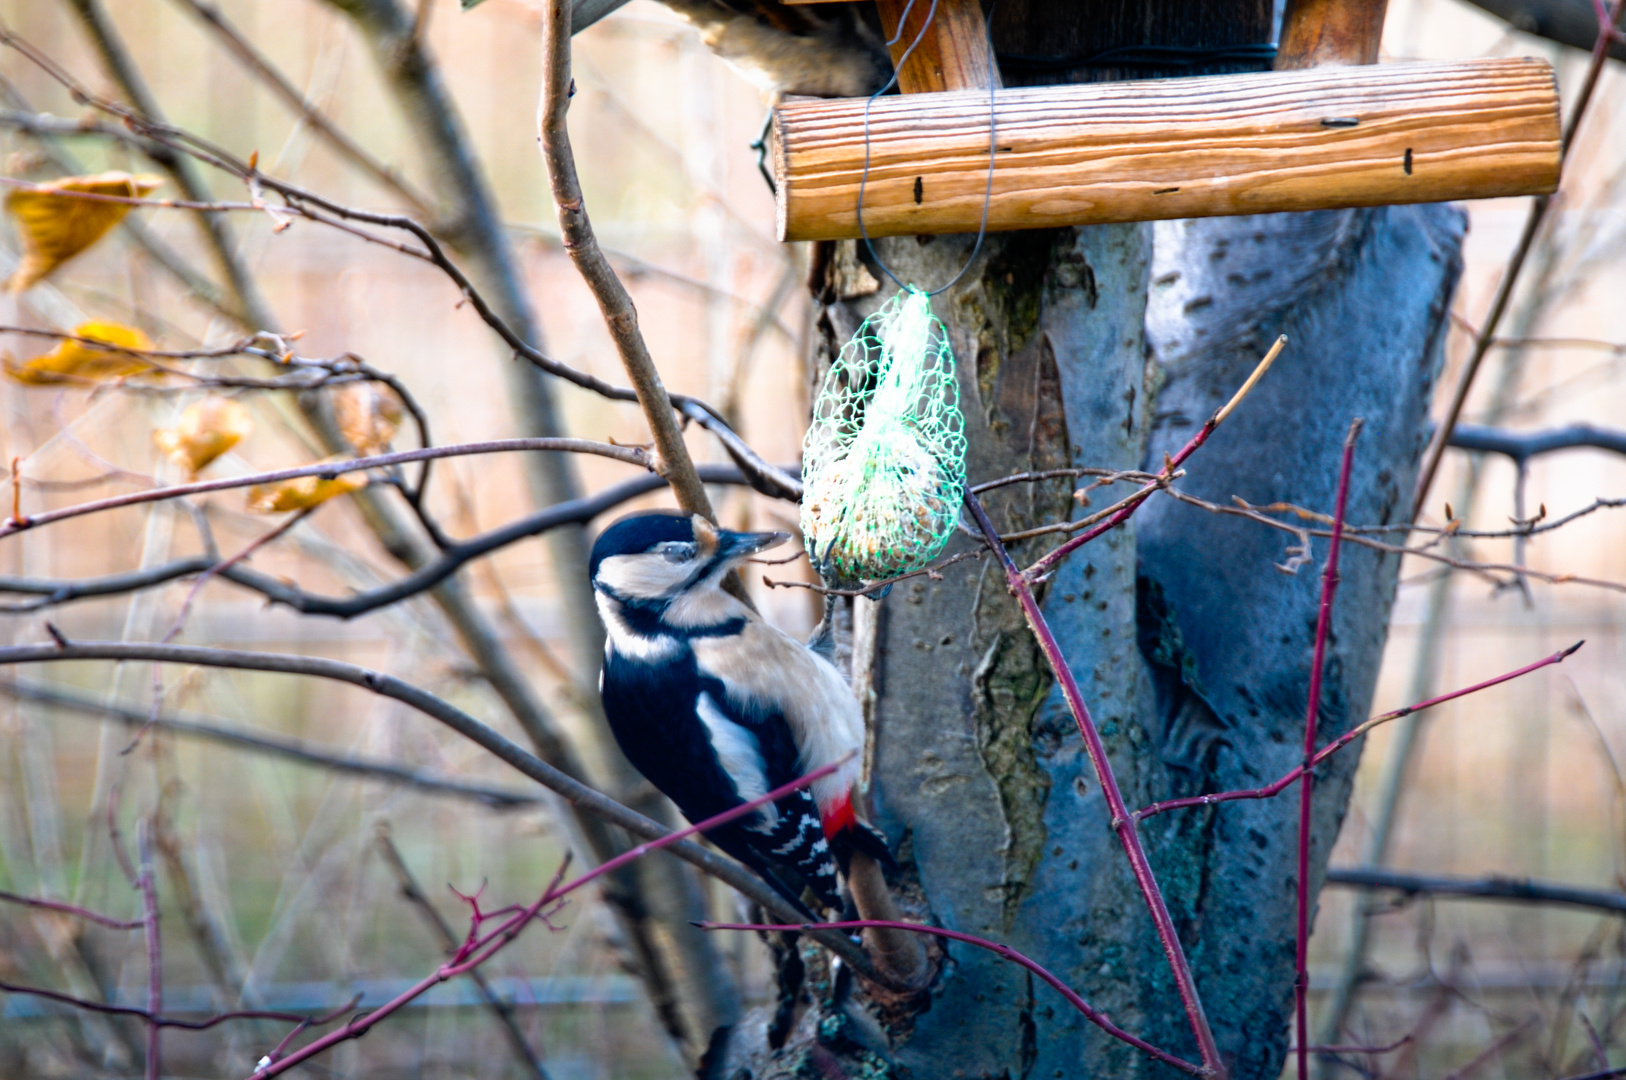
[653, 541, 696, 563]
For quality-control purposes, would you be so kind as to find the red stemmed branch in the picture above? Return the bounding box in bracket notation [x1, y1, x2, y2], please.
[0, 888, 144, 929]
[699, 919, 1203, 1076]
[1022, 335, 1286, 583]
[1135, 640, 1584, 821]
[246, 754, 854, 1078]
[965, 491, 1227, 1079]
[1295, 418, 1362, 1080]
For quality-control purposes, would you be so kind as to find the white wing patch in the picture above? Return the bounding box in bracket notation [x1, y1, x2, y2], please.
[695, 691, 775, 826]
[692, 622, 863, 817]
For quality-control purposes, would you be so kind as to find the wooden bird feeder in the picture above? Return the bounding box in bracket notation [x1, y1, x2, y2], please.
[774, 0, 1561, 243]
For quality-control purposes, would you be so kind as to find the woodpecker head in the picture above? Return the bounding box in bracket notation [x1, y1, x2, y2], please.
[590, 513, 787, 637]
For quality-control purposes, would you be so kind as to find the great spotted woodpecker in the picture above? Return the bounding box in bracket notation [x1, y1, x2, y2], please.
[591, 511, 893, 916]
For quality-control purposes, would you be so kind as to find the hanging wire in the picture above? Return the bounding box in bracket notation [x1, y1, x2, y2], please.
[856, 0, 1000, 297]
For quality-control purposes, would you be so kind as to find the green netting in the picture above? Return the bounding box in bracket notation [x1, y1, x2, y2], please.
[801, 286, 967, 581]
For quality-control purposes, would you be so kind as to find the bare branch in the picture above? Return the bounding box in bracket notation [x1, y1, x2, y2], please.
[1449, 421, 1626, 462]
[536, 0, 713, 523]
[1322, 868, 1626, 915]
[0, 678, 544, 809]
[0, 888, 143, 929]
[0, 437, 654, 540]
[0, 464, 777, 616]
[0, 640, 879, 979]
[374, 826, 551, 1079]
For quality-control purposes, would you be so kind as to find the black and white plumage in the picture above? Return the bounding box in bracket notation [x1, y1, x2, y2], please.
[590, 512, 893, 916]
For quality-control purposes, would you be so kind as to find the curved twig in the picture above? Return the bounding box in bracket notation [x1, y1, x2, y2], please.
[0, 437, 651, 539]
[0, 464, 775, 616]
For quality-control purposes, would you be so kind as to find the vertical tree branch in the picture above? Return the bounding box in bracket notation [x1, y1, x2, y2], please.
[537, 0, 714, 522]
[1295, 419, 1362, 1080]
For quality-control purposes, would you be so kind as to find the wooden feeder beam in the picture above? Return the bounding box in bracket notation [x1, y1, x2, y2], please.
[771, 57, 1560, 243]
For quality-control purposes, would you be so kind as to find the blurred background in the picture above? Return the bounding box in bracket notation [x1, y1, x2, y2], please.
[0, 0, 1622, 1076]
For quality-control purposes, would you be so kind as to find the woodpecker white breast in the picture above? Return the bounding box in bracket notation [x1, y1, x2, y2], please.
[590, 511, 891, 915]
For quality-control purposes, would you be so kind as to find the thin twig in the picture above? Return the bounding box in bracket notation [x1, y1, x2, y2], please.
[0, 679, 542, 808]
[1322, 868, 1626, 915]
[250, 758, 859, 1077]
[1135, 641, 1583, 820]
[374, 826, 551, 1080]
[1023, 335, 1285, 582]
[1163, 489, 1626, 595]
[0, 980, 344, 1030]
[1295, 419, 1362, 1080]
[0, 888, 143, 929]
[964, 491, 1226, 1079]
[700, 919, 1203, 1075]
[0, 437, 653, 540]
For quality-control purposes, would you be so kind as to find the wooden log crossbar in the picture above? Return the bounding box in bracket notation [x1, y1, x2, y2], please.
[771, 57, 1561, 242]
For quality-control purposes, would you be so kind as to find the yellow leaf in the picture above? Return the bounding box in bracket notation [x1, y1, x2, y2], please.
[5, 172, 164, 291]
[5, 322, 155, 385]
[333, 382, 405, 455]
[154, 396, 254, 475]
[245, 459, 367, 513]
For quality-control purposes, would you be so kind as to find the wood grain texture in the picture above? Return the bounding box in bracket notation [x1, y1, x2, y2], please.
[773, 57, 1560, 241]
[1277, 0, 1389, 67]
[875, 0, 1000, 93]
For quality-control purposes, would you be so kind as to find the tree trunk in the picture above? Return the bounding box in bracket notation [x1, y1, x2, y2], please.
[714, 3, 1466, 1074]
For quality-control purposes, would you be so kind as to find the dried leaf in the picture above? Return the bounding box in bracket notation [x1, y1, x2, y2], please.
[5, 322, 155, 385]
[245, 459, 367, 513]
[5, 172, 163, 291]
[333, 382, 405, 455]
[154, 396, 254, 475]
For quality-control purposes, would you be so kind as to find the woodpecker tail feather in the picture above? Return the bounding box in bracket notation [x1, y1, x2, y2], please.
[746, 789, 842, 912]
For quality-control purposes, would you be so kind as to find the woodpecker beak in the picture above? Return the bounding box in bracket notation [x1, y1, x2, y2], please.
[717, 527, 790, 561]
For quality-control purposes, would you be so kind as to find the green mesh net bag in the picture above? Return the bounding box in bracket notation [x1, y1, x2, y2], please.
[801, 286, 968, 582]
